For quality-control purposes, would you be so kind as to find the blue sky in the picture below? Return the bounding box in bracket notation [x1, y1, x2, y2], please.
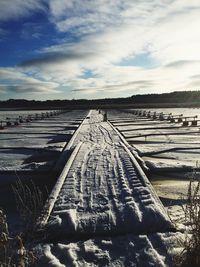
[0, 0, 200, 100]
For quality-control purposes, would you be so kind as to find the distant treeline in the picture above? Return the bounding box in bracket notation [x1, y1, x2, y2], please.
[0, 91, 200, 109]
[131, 91, 200, 104]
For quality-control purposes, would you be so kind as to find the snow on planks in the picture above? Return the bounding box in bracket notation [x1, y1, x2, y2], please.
[45, 110, 173, 237]
[35, 232, 180, 266]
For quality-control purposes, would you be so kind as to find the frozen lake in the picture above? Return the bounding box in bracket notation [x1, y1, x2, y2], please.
[108, 108, 200, 172]
[0, 108, 184, 266]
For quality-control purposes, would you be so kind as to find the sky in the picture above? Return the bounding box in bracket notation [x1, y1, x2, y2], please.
[0, 0, 200, 100]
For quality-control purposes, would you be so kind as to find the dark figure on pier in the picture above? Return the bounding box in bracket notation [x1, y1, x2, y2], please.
[103, 112, 107, 122]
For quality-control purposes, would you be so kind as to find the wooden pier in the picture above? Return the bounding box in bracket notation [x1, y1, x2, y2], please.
[40, 110, 174, 238]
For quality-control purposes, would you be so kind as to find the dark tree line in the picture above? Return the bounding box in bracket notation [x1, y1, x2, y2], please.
[0, 90, 200, 109]
[130, 91, 200, 104]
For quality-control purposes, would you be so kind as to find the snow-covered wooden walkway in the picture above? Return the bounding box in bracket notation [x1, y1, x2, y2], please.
[43, 110, 173, 237]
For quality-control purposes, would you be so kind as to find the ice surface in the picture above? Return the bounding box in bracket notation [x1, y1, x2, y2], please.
[108, 109, 200, 171]
[0, 110, 88, 171]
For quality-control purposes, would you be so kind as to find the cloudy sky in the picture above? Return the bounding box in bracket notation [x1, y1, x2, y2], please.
[0, 0, 200, 100]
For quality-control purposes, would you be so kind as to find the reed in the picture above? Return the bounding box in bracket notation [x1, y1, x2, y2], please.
[0, 208, 36, 266]
[12, 178, 46, 242]
[174, 172, 200, 266]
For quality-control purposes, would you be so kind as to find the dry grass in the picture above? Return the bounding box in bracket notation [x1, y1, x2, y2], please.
[174, 176, 200, 267]
[0, 209, 36, 266]
[0, 178, 47, 266]
[12, 179, 46, 242]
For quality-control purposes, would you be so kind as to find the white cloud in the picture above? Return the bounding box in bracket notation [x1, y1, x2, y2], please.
[0, 0, 46, 21]
[0, 68, 59, 94]
[2, 0, 200, 98]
